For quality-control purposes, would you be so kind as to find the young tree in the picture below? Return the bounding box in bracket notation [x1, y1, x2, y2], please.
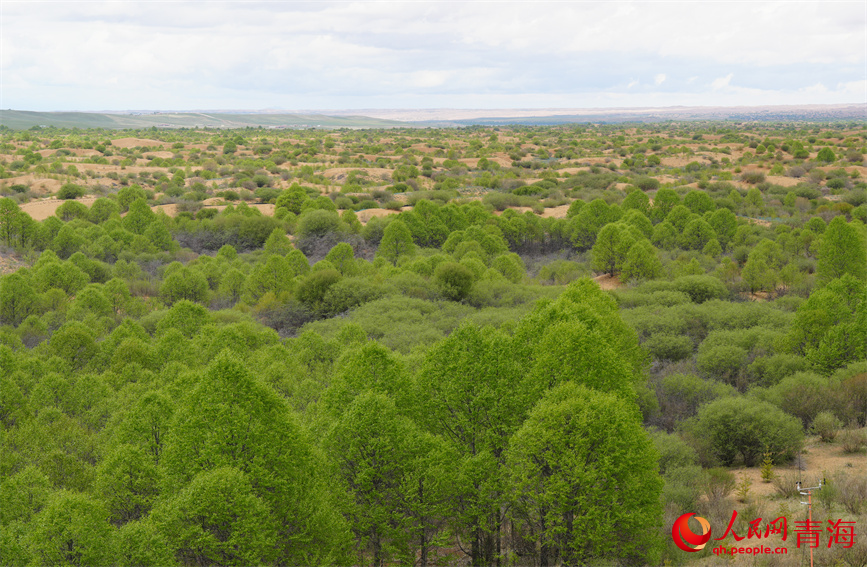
[161, 353, 351, 564]
[507, 383, 663, 566]
[377, 220, 416, 265]
[621, 240, 663, 282]
[817, 216, 867, 285]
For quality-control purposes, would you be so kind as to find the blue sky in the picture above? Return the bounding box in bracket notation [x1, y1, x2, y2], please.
[1, 1, 865, 112]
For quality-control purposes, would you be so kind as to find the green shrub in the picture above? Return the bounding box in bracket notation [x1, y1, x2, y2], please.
[683, 397, 804, 466]
[644, 333, 693, 362]
[58, 183, 86, 200]
[811, 411, 842, 442]
[673, 275, 728, 303]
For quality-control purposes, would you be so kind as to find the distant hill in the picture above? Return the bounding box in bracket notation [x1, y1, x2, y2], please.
[0, 110, 411, 130]
[2, 104, 864, 130]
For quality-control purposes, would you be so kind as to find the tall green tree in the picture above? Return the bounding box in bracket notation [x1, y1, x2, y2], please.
[507, 383, 663, 567]
[817, 216, 867, 285]
[377, 220, 416, 265]
[161, 353, 351, 564]
[416, 325, 525, 566]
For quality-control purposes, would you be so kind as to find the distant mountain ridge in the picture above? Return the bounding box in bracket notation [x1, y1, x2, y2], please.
[0, 110, 410, 130]
[1, 103, 864, 130]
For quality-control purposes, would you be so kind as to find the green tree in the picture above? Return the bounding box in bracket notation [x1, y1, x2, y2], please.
[786, 274, 866, 373]
[621, 239, 663, 282]
[684, 397, 803, 466]
[95, 444, 160, 525]
[154, 467, 278, 566]
[569, 198, 620, 250]
[263, 227, 293, 255]
[377, 220, 416, 265]
[275, 184, 310, 215]
[160, 266, 209, 305]
[816, 147, 836, 163]
[650, 188, 681, 223]
[161, 353, 351, 564]
[816, 216, 867, 284]
[591, 223, 638, 276]
[122, 198, 156, 235]
[27, 490, 114, 566]
[507, 383, 663, 566]
[0, 273, 36, 326]
[416, 325, 526, 566]
[324, 242, 359, 276]
[325, 392, 446, 567]
[434, 261, 475, 301]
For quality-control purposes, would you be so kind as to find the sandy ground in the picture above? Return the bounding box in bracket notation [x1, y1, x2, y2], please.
[111, 137, 166, 149]
[353, 207, 402, 223]
[322, 167, 393, 182]
[18, 197, 99, 220]
[593, 273, 622, 290]
[766, 175, 800, 187]
[541, 204, 570, 218]
[1, 175, 63, 195]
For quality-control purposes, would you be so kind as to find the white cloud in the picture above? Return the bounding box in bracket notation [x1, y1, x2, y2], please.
[1, 1, 864, 110]
[712, 74, 734, 90]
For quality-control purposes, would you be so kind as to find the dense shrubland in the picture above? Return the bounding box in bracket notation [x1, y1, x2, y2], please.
[1, 122, 865, 566]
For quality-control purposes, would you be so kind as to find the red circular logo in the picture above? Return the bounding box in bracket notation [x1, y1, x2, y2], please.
[672, 513, 712, 552]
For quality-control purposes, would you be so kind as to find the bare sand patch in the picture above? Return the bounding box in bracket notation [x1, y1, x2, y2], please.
[541, 204, 571, 219]
[354, 208, 400, 224]
[1, 175, 63, 196]
[322, 167, 393, 182]
[559, 167, 591, 175]
[142, 151, 175, 159]
[766, 176, 800, 187]
[111, 137, 166, 149]
[593, 273, 622, 290]
[19, 197, 100, 221]
[661, 156, 712, 167]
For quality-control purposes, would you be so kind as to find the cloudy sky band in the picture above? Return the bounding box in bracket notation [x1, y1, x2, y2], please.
[2, 1, 864, 111]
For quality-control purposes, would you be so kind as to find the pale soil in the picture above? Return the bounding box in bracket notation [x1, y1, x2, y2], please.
[0, 251, 28, 275]
[661, 156, 713, 167]
[0, 175, 63, 195]
[353, 207, 402, 223]
[140, 151, 175, 159]
[541, 204, 570, 218]
[37, 148, 101, 158]
[593, 273, 622, 290]
[322, 167, 393, 182]
[151, 203, 276, 218]
[19, 197, 99, 220]
[766, 176, 800, 187]
[558, 167, 591, 175]
[735, 433, 866, 500]
[110, 137, 166, 149]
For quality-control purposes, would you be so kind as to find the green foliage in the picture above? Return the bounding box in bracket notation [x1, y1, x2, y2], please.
[684, 396, 804, 466]
[377, 220, 416, 265]
[26, 490, 114, 566]
[434, 261, 474, 301]
[161, 353, 351, 564]
[507, 383, 663, 566]
[817, 216, 867, 284]
[57, 182, 85, 199]
[787, 274, 866, 374]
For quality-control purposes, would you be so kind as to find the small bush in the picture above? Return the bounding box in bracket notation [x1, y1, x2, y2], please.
[702, 468, 736, 502]
[840, 427, 867, 454]
[644, 333, 693, 362]
[58, 183, 86, 199]
[811, 411, 842, 442]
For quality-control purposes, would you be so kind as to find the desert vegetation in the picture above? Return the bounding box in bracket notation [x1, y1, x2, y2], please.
[0, 121, 865, 566]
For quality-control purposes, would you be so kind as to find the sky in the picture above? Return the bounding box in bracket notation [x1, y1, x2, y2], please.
[1, 1, 865, 112]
